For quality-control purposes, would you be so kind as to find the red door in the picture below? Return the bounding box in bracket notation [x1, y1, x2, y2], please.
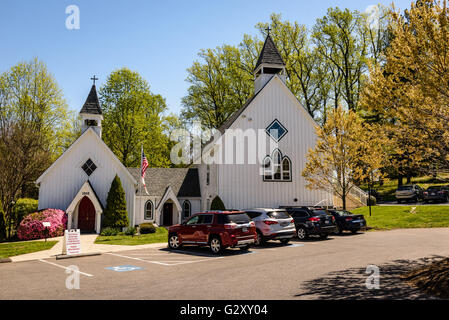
[78, 196, 96, 232]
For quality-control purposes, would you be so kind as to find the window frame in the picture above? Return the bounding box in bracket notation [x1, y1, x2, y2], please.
[262, 149, 292, 182]
[182, 200, 191, 220]
[144, 200, 154, 220]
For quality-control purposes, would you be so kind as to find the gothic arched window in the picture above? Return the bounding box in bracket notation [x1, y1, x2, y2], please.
[145, 200, 153, 220]
[262, 149, 292, 182]
[182, 200, 191, 220]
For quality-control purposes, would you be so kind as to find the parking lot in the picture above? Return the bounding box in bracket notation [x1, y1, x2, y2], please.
[2, 228, 449, 300]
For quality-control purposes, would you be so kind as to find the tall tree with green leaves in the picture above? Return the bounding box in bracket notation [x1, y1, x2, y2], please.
[0, 58, 73, 237]
[99, 68, 170, 167]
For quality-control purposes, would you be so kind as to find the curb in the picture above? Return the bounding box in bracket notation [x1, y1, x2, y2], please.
[55, 252, 102, 260]
[0, 258, 12, 263]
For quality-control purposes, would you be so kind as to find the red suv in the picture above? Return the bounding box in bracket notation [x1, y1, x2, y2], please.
[168, 211, 257, 254]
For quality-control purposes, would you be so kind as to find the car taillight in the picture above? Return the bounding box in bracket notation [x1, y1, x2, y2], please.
[424, 192, 428, 195]
[331, 216, 335, 222]
[308, 217, 320, 222]
[290, 219, 295, 224]
[345, 217, 353, 222]
[263, 220, 278, 225]
[249, 221, 255, 227]
[224, 223, 237, 229]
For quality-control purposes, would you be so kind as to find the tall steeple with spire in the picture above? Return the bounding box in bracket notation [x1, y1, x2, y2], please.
[80, 77, 103, 137]
[254, 31, 287, 94]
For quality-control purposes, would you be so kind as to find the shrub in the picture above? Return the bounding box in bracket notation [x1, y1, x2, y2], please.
[100, 227, 119, 236]
[17, 209, 67, 240]
[103, 175, 129, 229]
[0, 200, 6, 241]
[13, 198, 38, 229]
[124, 226, 137, 236]
[139, 223, 156, 234]
[210, 196, 226, 211]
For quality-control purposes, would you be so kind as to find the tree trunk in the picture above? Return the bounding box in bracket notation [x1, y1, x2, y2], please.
[398, 176, 403, 187]
[406, 175, 412, 184]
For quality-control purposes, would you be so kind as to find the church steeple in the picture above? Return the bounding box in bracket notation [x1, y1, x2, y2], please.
[80, 77, 103, 137]
[254, 31, 287, 94]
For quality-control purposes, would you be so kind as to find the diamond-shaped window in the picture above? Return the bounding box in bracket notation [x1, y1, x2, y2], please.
[266, 120, 288, 142]
[82, 159, 97, 176]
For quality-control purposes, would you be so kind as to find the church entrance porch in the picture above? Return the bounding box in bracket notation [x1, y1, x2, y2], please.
[66, 181, 104, 234]
[78, 196, 96, 232]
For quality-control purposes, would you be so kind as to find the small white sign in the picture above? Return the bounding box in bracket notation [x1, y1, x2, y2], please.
[63, 229, 81, 255]
[42, 222, 51, 227]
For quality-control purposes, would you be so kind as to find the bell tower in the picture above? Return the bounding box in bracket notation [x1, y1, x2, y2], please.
[254, 30, 287, 94]
[80, 76, 103, 138]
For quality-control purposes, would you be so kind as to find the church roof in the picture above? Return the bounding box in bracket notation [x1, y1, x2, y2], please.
[254, 34, 285, 71]
[127, 167, 201, 198]
[80, 85, 102, 115]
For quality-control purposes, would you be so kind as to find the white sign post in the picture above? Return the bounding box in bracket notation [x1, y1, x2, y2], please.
[42, 222, 51, 242]
[62, 229, 81, 256]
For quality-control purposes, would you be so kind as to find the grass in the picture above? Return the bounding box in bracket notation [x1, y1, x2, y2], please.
[362, 174, 449, 202]
[0, 240, 58, 259]
[95, 227, 168, 246]
[352, 205, 449, 230]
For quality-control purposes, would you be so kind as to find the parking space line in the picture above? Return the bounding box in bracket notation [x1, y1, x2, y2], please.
[38, 259, 93, 277]
[106, 252, 225, 267]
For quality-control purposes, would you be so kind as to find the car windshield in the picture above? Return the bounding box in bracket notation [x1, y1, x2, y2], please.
[226, 213, 250, 224]
[397, 186, 413, 191]
[267, 211, 290, 219]
[311, 210, 329, 216]
[335, 210, 352, 216]
[427, 186, 442, 191]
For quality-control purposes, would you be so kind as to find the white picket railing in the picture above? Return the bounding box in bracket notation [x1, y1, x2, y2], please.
[348, 184, 369, 206]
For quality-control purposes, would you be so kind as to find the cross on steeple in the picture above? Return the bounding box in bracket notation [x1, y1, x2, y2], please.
[265, 27, 271, 35]
[90, 75, 98, 85]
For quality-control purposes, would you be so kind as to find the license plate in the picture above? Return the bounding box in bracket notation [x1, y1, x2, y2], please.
[431, 193, 435, 196]
[325, 220, 330, 224]
[242, 227, 248, 232]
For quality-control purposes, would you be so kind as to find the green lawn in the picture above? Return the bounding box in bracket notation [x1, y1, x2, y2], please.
[352, 205, 449, 230]
[0, 240, 58, 259]
[95, 227, 168, 245]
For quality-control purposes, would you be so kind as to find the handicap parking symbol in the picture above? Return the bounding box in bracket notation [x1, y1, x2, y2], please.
[105, 265, 144, 272]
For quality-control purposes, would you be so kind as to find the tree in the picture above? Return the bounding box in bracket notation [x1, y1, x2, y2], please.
[0, 58, 73, 238]
[103, 175, 129, 229]
[302, 106, 385, 210]
[0, 200, 6, 241]
[360, 0, 449, 179]
[210, 196, 226, 211]
[99, 68, 171, 168]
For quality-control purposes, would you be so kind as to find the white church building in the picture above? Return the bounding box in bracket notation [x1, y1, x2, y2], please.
[36, 34, 332, 234]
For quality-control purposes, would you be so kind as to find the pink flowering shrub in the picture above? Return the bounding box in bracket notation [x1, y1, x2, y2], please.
[17, 209, 67, 240]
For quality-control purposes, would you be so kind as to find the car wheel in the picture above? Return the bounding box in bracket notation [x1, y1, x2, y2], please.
[255, 230, 266, 246]
[397, 200, 401, 204]
[296, 227, 308, 240]
[240, 245, 250, 252]
[168, 234, 181, 250]
[351, 230, 358, 234]
[209, 236, 223, 254]
[280, 238, 290, 245]
[320, 234, 329, 239]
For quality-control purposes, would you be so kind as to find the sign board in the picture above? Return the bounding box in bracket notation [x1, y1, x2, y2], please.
[42, 222, 51, 227]
[62, 229, 81, 255]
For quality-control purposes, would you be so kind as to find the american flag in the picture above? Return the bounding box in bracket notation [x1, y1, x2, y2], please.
[141, 146, 149, 194]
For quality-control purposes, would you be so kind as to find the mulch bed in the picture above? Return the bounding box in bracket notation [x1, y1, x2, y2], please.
[402, 258, 449, 299]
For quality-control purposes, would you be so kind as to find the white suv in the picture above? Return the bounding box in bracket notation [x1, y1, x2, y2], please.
[244, 209, 296, 246]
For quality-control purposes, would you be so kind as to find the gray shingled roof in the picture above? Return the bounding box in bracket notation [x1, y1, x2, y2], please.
[127, 167, 201, 198]
[254, 34, 285, 71]
[80, 85, 102, 115]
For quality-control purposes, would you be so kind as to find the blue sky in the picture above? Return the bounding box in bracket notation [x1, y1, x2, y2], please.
[0, 0, 413, 116]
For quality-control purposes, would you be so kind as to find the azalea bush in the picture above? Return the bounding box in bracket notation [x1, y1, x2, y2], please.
[17, 209, 67, 240]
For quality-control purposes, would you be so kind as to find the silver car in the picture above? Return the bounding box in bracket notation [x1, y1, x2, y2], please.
[244, 209, 296, 245]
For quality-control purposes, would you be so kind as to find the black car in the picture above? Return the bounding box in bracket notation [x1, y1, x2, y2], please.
[281, 207, 337, 240]
[327, 210, 366, 234]
[423, 186, 449, 203]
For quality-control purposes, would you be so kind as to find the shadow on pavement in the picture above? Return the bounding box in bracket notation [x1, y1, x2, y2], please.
[159, 246, 254, 258]
[295, 256, 446, 300]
